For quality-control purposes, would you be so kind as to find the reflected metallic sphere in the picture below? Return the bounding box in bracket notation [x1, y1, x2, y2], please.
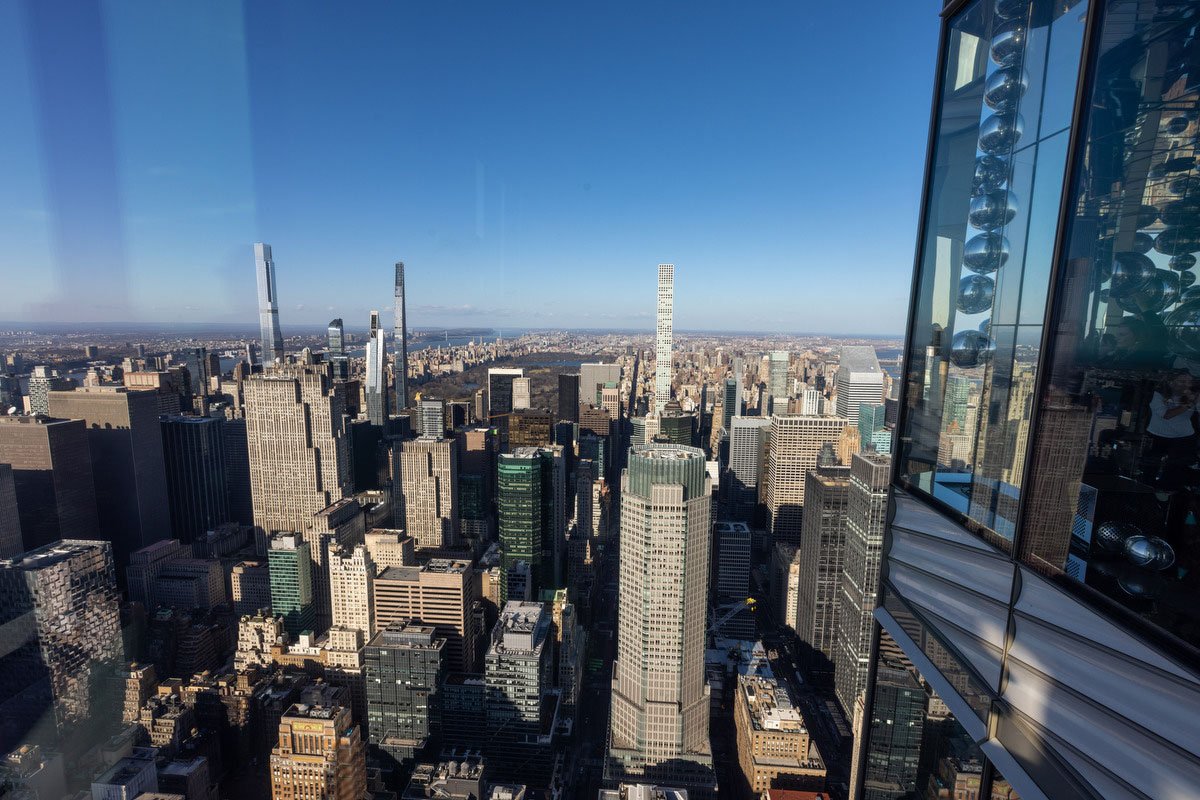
[949, 329, 996, 367]
[1168, 115, 1191, 135]
[1118, 568, 1165, 599]
[978, 317, 991, 336]
[969, 190, 1018, 231]
[1095, 520, 1140, 553]
[984, 66, 1030, 112]
[1153, 226, 1200, 256]
[990, 22, 1026, 67]
[963, 232, 1010, 274]
[1164, 299, 1200, 355]
[1116, 270, 1178, 314]
[1169, 176, 1200, 196]
[1180, 287, 1200, 304]
[1179, 270, 1197, 290]
[978, 112, 1025, 154]
[1169, 253, 1196, 271]
[1137, 204, 1160, 229]
[957, 274, 996, 314]
[1108, 251, 1157, 298]
[1163, 155, 1196, 174]
[994, 0, 1026, 20]
[1161, 199, 1200, 227]
[1132, 232, 1155, 254]
[973, 155, 1009, 195]
[1124, 535, 1175, 570]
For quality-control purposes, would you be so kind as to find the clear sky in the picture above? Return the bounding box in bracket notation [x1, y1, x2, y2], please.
[0, 1, 940, 335]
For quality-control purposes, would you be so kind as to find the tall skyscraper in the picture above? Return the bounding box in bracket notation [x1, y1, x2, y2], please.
[721, 377, 738, 431]
[497, 446, 565, 601]
[372, 558, 477, 673]
[608, 443, 713, 794]
[48, 387, 171, 573]
[364, 620, 446, 770]
[243, 364, 352, 545]
[417, 397, 445, 437]
[161, 416, 231, 544]
[269, 703, 365, 800]
[763, 414, 847, 545]
[486, 368, 523, 421]
[253, 242, 284, 365]
[511, 376, 531, 411]
[654, 264, 674, 415]
[795, 460, 850, 682]
[0, 464, 20, 558]
[0, 540, 124, 753]
[268, 532, 315, 638]
[327, 318, 349, 381]
[834, 345, 883, 427]
[394, 436, 459, 550]
[0, 415, 99, 552]
[768, 350, 790, 415]
[558, 373, 580, 423]
[394, 261, 409, 410]
[580, 362, 622, 408]
[329, 543, 375, 638]
[365, 310, 389, 426]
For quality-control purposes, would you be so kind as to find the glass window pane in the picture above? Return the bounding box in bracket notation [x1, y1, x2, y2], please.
[990, 765, 1023, 799]
[899, 0, 1089, 549]
[1019, 3, 1200, 653]
[863, 627, 985, 800]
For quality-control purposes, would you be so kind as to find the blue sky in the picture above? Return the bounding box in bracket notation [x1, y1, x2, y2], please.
[0, 1, 940, 334]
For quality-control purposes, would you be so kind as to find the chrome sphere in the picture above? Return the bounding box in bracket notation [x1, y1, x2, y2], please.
[973, 155, 1009, 195]
[1169, 253, 1196, 271]
[962, 232, 1010, 274]
[1164, 299, 1200, 355]
[1137, 203, 1161, 228]
[957, 274, 995, 314]
[969, 190, 1018, 231]
[1153, 226, 1200, 256]
[1132, 232, 1155, 254]
[1161, 199, 1200, 227]
[984, 66, 1029, 112]
[948, 329, 995, 367]
[1167, 115, 1191, 135]
[1169, 175, 1200, 196]
[1118, 567, 1165, 599]
[994, 0, 1026, 20]
[990, 22, 1026, 67]
[1124, 535, 1175, 570]
[1094, 520, 1140, 553]
[1179, 270, 1197, 290]
[1116, 270, 1179, 314]
[1108, 251, 1157, 298]
[1181, 287, 1200, 303]
[978, 112, 1024, 154]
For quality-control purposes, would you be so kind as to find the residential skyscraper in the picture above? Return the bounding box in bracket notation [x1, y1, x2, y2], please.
[512, 376, 531, 411]
[253, 242, 284, 365]
[767, 350, 790, 415]
[654, 264, 674, 414]
[269, 703, 365, 800]
[395, 436, 459, 550]
[327, 318, 349, 381]
[608, 443, 713, 795]
[243, 363, 353, 545]
[394, 261, 409, 410]
[0, 415, 99, 552]
[0, 540, 124, 753]
[365, 310, 389, 426]
[763, 414, 847, 545]
[161, 416, 231, 544]
[834, 346, 883, 427]
[25, 366, 73, 416]
[268, 531, 316, 638]
[364, 621, 446, 770]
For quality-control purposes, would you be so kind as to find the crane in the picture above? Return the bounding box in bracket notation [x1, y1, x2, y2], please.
[708, 597, 757, 636]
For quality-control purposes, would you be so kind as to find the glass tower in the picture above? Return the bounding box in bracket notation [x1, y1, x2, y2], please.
[857, 2, 1200, 798]
[253, 242, 284, 364]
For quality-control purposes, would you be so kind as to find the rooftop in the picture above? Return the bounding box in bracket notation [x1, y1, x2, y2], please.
[284, 703, 340, 720]
[0, 539, 108, 571]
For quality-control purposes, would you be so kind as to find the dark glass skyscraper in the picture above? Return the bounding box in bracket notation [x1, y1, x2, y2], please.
[327, 317, 349, 381]
[394, 261, 410, 410]
[857, 2, 1200, 798]
[161, 416, 231, 543]
[364, 621, 446, 772]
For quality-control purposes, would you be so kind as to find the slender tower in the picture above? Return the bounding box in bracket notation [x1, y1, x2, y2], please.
[365, 310, 389, 426]
[254, 243, 284, 364]
[655, 263, 674, 415]
[327, 318, 348, 381]
[394, 262, 409, 410]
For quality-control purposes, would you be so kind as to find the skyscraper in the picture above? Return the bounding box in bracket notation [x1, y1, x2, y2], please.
[417, 397, 445, 438]
[795, 460, 850, 682]
[372, 558, 477, 673]
[394, 261, 409, 410]
[329, 543, 374, 638]
[608, 443, 713, 795]
[243, 363, 352, 545]
[654, 264, 674, 415]
[269, 703, 365, 800]
[0, 464, 20, 558]
[253, 242, 284, 365]
[558, 373, 580, 423]
[834, 345, 883, 427]
[768, 350, 790, 415]
[161, 416, 231, 544]
[327, 318, 349, 381]
[268, 532, 315, 638]
[395, 436, 459, 550]
[725, 416, 770, 523]
[763, 413, 847, 545]
[365, 310, 389, 426]
[580, 362, 622, 408]
[364, 620, 446, 770]
[0, 540, 124, 753]
[721, 377, 738, 431]
[486, 368, 523, 421]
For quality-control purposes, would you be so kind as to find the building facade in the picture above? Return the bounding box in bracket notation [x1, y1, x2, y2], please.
[365, 310, 390, 426]
[161, 415, 231, 544]
[763, 414, 847, 545]
[856, 2, 1200, 797]
[395, 436, 460, 550]
[654, 264, 675, 414]
[394, 261, 410, 409]
[364, 621, 446, 770]
[269, 703, 365, 800]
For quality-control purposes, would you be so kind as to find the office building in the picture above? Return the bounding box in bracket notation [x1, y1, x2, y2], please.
[395, 436, 459, 550]
[487, 368, 523, 423]
[608, 444, 713, 794]
[855, 4, 1200, 797]
[372, 559, 477, 673]
[0, 415, 99, 552]
[365, 310, 389, 426]
[0, 540, 124, 753]
[254, 242, 285, 365]
[497, 447, 564, 601]
[268, 532, 315, 638]
[394, 261, 410, 409]
[329, 543, 375, 638]
[658, 409, 696, 447]
[364, 621, 446, 769]
[770, 542, 801, 632]
[507, 409, 554, 450]
[90, 747, 158, 800]
[767, 350, 790, 415]
[364, 528, 416, 570]
[230, 559, 272, 616]
[402, 754, 486, 800]
[0, 464, 20, 558]
[833, 346, 882, 427]
[654, 264, 674, 414]
[269, 703, 365, 800]
[307, 498, 367, 632]
[558, 373, 580, 423]
[713, 521, 751, 602]
[763, 414, 847, 545]
[795, 461, 850, 682]
[48, 387, 171, 572]
[327, 318, 349, 381]
[857, 403, 892, 455]
[734, 668, 826, 797]
[484, 601, 559, 785]
[860, 634, 924, 800]
[726, 416, 770, 523]
[161, 416, 230, 544]
[418, 397, 445, 437]
[580, 362, 622, 408]
[511, 376, 531, 411]
[720, 376, 739, 432]
[243, 364, 352, 544]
